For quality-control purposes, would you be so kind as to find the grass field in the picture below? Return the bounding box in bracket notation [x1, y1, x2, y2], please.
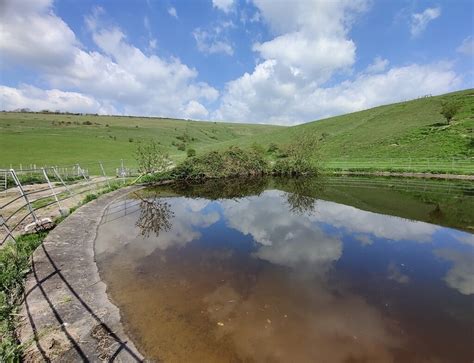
[1, 89, 473, 174]
[202, 89, 474, 169]
[0, 113, 282, 169]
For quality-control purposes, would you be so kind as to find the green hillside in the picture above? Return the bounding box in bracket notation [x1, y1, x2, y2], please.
[1, 89, 472, 174]
[0, 113, 282, 169]
[205, 89, 474, 161]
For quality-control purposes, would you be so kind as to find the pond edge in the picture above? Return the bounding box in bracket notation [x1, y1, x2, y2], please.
[17, 186, 144, 362]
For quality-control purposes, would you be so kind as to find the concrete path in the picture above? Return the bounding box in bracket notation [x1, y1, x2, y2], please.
[18, 187, 144, 362]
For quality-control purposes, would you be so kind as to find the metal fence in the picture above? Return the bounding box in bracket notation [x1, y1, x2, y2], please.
[322, 157, 474, 174]
[0, 160, 139, 246]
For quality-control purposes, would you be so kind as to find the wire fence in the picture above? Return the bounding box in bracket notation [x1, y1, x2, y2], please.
[0, 160, 140, 246]
[322, 157, 474, 175]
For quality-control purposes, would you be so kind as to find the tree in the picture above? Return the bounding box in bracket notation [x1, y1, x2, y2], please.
[134, 139, 170, 174]
[440, 101, 461, 124]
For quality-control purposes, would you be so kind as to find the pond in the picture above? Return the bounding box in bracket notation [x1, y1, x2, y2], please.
[95, 176, 474, 363]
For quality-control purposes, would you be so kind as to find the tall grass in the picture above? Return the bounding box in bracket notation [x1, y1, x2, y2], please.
[0, 233, 46, 360]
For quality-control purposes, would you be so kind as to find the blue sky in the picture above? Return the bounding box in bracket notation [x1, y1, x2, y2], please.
[0, 0, 472, 125]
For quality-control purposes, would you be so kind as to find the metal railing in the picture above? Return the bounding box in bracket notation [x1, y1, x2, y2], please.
[0, 160, 138, 246]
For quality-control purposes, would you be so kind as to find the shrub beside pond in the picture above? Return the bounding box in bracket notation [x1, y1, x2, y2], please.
[142, 145, 319, 183]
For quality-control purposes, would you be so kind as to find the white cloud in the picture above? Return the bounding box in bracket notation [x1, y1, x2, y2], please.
[457, 36, 474, 56]
[0, 84, 115, 114]
[365, 56, 389, 74]
[0, 0, 217, 117]
[220, 190, 342, 274]
[215, 61, 460, 125]
[183, 100, 210, 119]
[435, 249, 474, 295]
[410, 7, 441, 37]
[212, 0, 234, 13]
[213, 1, 458, 125]
[168, 7, 178, 19]
[193, 29, 234, 56]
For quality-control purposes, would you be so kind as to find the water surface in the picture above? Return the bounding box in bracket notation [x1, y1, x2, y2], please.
[95, 177, 474, 362]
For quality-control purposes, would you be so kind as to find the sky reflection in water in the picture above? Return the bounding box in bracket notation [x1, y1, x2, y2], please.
[96, 181, 474, 362]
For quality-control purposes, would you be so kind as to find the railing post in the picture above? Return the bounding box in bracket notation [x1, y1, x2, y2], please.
[52, 166, 73, 195]
[77, 164, 88, 182]
[42, 168, 63, 214]
[99, 162, 111, 188]
[10, 169, 39, 224]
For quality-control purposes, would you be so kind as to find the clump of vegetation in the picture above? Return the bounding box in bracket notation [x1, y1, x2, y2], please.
[187, 148, 196, 157]
[440, 100, 462, 124]
[273, 133, 319, 176]
[134, 139, 170, 174]
[169, 146, 269, 180]
[267, 143, 279, 153]
[0, 233, 46, 360]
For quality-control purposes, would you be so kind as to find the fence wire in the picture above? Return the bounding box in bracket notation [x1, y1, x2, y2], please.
[0, 160, 138, 246]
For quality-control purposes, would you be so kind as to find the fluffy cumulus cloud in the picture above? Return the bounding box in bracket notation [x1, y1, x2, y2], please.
[410, 7, 441, 37]
[0, 0, 217, 117]
[0, 84, 115, 114]
[216, 61, 460, 125]
[0, 0, 465, 124]
[214, 0, 459, 124]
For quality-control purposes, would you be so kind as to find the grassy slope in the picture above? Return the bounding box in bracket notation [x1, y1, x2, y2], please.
[203, 89, 474, 161]
[0, 113, 282, 168]
[1, 89, 472, 172]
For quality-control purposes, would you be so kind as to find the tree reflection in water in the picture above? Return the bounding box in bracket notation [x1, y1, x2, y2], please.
[135, 195, 174, 238]
[282, 177, 324, 215]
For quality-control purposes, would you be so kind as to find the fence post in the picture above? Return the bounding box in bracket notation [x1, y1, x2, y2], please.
[10, 169, 40, 224]
[77, 164, 88, 182]
[42, 168, 63, 214]
[52, 166, 73, 195]
[99, 162, 111, 188]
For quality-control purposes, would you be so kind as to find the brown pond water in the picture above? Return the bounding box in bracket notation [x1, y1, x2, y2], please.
[95, 177, 474, 362]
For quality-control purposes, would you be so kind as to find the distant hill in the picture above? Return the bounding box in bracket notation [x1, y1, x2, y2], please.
[207, 89, 474, 162]
[0, 113, 282, 169]
[1, 89, 472, 173]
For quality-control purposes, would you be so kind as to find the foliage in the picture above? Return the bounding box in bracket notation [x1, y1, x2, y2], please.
[169, 146, 269, 180]
[187, 148, 196, 157]
[0, 233, 46, 360]
[440, 100, 462, 124]
[267, 143, 279, 153]
[134, 139, 170, 174]
[272, 133, 319, 176]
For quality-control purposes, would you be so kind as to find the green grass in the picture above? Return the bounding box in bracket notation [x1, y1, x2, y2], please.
[0, 113, 282, 171]
[1, 89, 473, 174]
[0, 233, 46, 360]
[201, 89, 474, 173]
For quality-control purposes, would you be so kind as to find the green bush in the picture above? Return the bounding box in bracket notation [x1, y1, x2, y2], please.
[187, 148, 196, 157]
[170, 146, 269, 180]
